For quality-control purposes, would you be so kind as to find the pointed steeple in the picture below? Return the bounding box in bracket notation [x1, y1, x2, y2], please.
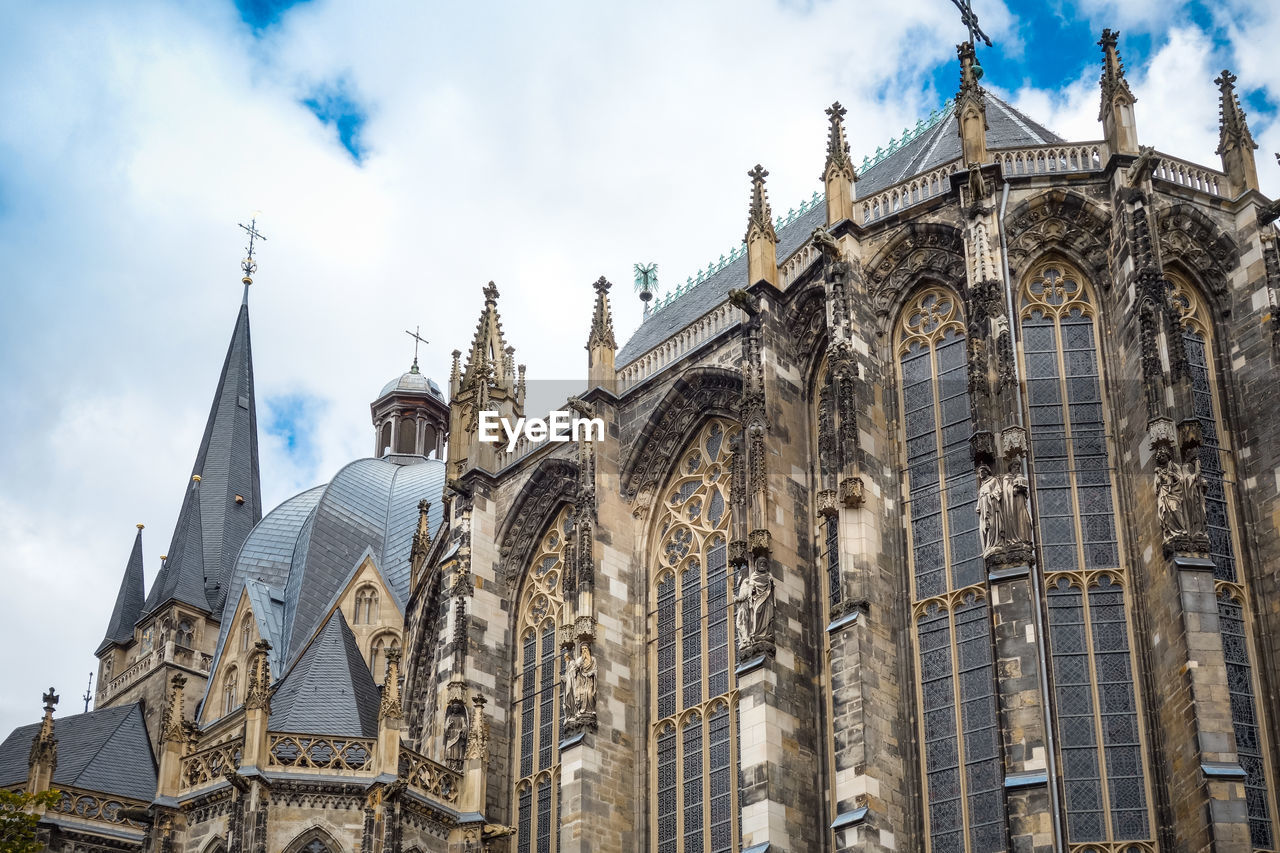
[822, 102, 856, 225]
[744, 165, 779, 289]
[96, 525, 147, 655]
[955, 42, 989, 166]
[448, 284, 525, 478]
[587, 276, 617, 392]
[144, 276, 262, 617]
[1216, 69, 1260, 195]
[1097, 29, 1138, 156]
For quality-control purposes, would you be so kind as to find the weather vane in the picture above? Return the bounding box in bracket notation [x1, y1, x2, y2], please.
[405, 326, 428, 369]
[238, 216, 267, 282]
[949, 0, 992, 47]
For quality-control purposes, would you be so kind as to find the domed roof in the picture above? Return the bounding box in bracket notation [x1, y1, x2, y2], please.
[378, 365, 444, 401]
[210, 456, 446, 673]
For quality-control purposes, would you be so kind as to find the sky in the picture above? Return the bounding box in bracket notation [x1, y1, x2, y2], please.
[1, 0, 1279, 738]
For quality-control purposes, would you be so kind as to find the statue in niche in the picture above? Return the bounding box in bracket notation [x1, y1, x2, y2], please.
[563, 643, 597, 726]
[977, 464, 1033, 559]
[1155, 446, 1208, 550]
[442, 701, 468, 771]
[734, 556, 776, 654]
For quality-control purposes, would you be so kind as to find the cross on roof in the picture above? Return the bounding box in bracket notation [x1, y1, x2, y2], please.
[238, 216, 267, 279]
[949, 0, 992, 47]
[406, 326, 428, 367]
[42, 687, 58, 713]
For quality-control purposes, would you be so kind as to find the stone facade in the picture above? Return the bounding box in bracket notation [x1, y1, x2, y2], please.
[8, 28, 1280, 853]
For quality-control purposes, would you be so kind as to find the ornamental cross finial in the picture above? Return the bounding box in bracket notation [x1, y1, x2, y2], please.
[42, 688, 58, 714]
[238, 216, 267, 282]
[405, 325, 428, 370]
[949, 0, 991, 47]
[1215, 69, 1237, 91]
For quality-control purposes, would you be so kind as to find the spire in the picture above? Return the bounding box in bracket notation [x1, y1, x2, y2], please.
[143, 256, 263, 618]
[26, 688, 58, 794]
[96, 525, 147, 655]
[1097, 29, 1138, 156]
[587, 276, 617, 392]
[460, 283, 516, 394]
[744, 165, 779, 289]
[448, 284, 524, 478]
[409, 499, 433, 590]
[955, 42, 989, 166]
[822, 102, 857, 225]
[1216, 69, 1260, 195]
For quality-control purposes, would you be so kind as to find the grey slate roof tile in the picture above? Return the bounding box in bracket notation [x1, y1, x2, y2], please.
[267, 610, 380, 738]
[97, 528, 146, 654]
[615, 95, 1063, 367]
[0, 704, 156, 802]
[144, 296, 262, 618]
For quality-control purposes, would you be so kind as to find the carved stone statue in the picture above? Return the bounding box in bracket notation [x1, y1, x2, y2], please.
[563, 643, 597, 725]
[1156, 446, 1209, 552]
[977, 464, 1034, 561]
[734, 556, 775, 655]
[443, 701, 468, 771]
[976, 464, 1003, 556]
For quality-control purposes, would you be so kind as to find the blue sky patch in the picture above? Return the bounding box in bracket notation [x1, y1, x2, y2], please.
[234, 0, 311, 31]
[302, 79, 369, 163]
[265, 393, 328, 470]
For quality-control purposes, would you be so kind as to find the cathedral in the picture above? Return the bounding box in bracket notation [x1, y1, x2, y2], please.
[5, 26, 1280, 853]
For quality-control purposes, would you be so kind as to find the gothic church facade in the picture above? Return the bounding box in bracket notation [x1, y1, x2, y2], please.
[4, 29, 1280, 853]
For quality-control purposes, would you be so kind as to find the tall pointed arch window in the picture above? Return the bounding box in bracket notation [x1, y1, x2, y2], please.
[648, 419, 739, 853]
[1018, 260, 1154, 844]
[222, 666, 238, 716]
[1169, 275, 1276, 849]
[513, 505, 572, 853]
[896, 287, 1005, 853]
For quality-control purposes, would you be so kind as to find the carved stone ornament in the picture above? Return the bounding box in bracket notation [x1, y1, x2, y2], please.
[839, 476, 864, 508]
[728, 539, 749, 568]
[976, 464, 1034, 566]
[816, 489, 839, 517]
[572, 614, 596, 644]
[562, 643, 598, 733]
[1147, 416, 1177, 456]
[748, 528, 772, 556]
[734, 556, 776, 657]
[1000, 426, 1029, 461]
[464, 696, 489, 762]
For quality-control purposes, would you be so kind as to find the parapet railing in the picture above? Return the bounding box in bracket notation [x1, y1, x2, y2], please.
[50, 786, 149, 829]
[615, 300, 745, 390]
[265, 732, 376, 773]
[859, 158, 963, 224]
[992, 142, 1104, 176]
[1151, 152, 1225, 196]
[398, 745, 462, 804]
[179, 737, 243, 791]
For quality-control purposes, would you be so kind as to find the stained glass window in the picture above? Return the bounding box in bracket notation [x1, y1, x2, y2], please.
[824, 515, 841, 610]
[1169, 277, 1275, 848]
[1020, 262, 1153, 845]
[896, 287, 1006, 853]
[512, 506, 571, 851]
[649, 419, 740, 853]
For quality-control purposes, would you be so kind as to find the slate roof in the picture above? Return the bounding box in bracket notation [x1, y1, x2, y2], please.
[0, 704, 156, 802]
[97, 528, 146, 655]
[144, 291, 262, 618]
[267, 610, 380, 738]
[615, 95, 1062, 367]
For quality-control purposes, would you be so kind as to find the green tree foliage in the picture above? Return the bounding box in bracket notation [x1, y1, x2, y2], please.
[0, 790, 59, 853]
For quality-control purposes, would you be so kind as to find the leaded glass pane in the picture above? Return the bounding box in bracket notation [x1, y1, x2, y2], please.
[1049, 580, 1104, 842]
[956, 597, 1007, 851]
[708, 708, 733, 853]
[681, 566, 702, 708]
[706, 541, 730, 698]
[518, 787, 532, 853]
[825, 515, 842, 609]
[1090, 578, 1149, 841]
[1184, 334, 1236, 582]
[521, 632, 536, 778]
[683, 719, 703, 853]
[657, 576, 677, 720]
[1220, 592, 1273, 848]
[657, 727, 678, 853]
[536, 777, 552, 853]
[918, 607, 963, 849]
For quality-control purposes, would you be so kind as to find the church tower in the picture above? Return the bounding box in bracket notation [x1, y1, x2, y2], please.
[371, 348, 449, 459]
[94, 234, 264, 748]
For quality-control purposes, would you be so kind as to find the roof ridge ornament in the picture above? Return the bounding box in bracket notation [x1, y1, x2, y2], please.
[237, 216, 266, 291]
[405, 326, 428, 374]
